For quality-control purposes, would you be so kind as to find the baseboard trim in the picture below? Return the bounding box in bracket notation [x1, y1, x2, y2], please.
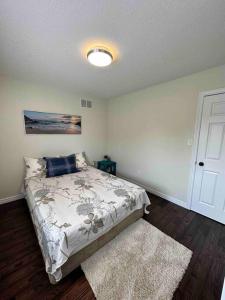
[0, 193, 24, 205]
[0, 177, 188, 209]
[146, 187, 188, 209]
[117, 173, 188, 209]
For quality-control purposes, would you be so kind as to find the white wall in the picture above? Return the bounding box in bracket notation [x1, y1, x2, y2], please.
[0, 77, 107, 199]
[1, 65, 225, 206]
[107, 65, 225, 206]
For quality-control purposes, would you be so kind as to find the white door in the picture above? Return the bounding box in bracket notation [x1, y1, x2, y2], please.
[191, 92, 225, 224]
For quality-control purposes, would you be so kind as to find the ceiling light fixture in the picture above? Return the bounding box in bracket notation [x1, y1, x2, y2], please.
[87, 48, 113, 67]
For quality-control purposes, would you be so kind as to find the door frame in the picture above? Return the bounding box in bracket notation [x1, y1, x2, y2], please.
[187, 87, 225, 210]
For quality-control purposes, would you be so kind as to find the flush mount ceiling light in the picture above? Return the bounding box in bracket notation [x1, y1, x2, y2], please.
[87, 48, 113, 67]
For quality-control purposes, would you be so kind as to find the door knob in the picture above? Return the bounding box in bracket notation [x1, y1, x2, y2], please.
[199, 162, 204, 166]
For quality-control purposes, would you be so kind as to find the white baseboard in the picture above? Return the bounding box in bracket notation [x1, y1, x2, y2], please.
[221, 278, 225, 300]
[0, 177, 188, 210]
[146, 187, 188, 209]
[117, 173, 188, 209]
[0, 193, 24, 205]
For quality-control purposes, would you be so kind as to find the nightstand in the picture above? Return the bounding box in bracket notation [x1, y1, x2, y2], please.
[97, 160, 116, 175]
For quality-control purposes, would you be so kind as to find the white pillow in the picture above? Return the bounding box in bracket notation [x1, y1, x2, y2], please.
[24, 157, 46, 179]
[76, 152, 88, 169]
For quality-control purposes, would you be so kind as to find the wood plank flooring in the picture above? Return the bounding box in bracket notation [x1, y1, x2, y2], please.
[0, 194, 224, 300]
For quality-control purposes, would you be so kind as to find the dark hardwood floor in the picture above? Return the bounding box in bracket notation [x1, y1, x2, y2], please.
[0, 194, 224, 300]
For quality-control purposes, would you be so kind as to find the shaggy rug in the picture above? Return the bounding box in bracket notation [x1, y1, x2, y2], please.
[81, 218, 192, 300]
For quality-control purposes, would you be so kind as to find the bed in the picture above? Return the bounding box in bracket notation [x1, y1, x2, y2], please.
[25, 166, 150, 284]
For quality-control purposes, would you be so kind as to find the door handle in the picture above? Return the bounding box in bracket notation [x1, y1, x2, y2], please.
[199, 162, 204, 166]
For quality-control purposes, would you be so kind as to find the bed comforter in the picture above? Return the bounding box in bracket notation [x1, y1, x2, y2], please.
[25, 166, 150, 281]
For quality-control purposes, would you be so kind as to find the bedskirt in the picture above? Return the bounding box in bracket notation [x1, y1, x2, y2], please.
[48, 207, 144, 284]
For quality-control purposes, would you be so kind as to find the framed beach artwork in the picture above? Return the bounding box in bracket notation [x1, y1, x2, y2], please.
[24, 110, 81, 134]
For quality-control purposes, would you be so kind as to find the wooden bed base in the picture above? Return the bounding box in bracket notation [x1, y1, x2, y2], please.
[48, 207, 144, 284]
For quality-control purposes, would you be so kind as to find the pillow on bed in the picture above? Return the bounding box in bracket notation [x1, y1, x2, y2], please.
[75, 152, 88, 169]
[44, 154, 79, 177]
[24, 157, 46, 179]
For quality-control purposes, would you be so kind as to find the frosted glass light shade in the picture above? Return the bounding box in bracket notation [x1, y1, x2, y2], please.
[87, 48, 113, 67]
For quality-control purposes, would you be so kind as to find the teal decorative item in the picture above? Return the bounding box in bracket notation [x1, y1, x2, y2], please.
[97, 160, 116, 175]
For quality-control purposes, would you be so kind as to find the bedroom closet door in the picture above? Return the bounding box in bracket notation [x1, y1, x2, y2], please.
[191, 92, 225, 224]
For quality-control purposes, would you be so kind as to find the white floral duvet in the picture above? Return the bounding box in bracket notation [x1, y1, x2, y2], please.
[25, 166, 150, 281]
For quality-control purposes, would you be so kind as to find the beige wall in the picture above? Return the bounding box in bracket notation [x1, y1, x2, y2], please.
[107, 65, 225, 205]
[1, 65, 225, 204]
[0, 77, 107, 199]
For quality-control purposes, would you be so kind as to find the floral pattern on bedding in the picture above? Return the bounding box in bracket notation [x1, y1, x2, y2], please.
[25, 167, 150, 281]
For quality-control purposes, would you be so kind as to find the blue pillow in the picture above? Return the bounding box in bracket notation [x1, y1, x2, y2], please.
[44, 154, 79, 177]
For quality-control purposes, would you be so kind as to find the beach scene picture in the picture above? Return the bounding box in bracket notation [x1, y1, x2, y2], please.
[24, 110, 81, 134]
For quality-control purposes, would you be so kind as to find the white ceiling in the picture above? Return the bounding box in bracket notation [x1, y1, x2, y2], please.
[0, 0, 225, 100]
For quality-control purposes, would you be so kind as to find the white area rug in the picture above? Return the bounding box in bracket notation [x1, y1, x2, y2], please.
[81, 218, 192, 300]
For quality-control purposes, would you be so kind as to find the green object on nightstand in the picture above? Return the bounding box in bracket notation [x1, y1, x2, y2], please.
[97, 160, 116, 175]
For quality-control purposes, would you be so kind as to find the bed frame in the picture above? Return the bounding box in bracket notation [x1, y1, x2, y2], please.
[48, 207, 144, 284]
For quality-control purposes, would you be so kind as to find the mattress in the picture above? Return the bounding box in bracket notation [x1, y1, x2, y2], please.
[25, 166, 150, 281]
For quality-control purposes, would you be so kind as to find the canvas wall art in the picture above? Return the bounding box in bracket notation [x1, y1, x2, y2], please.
[24, 110, 81, 134]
